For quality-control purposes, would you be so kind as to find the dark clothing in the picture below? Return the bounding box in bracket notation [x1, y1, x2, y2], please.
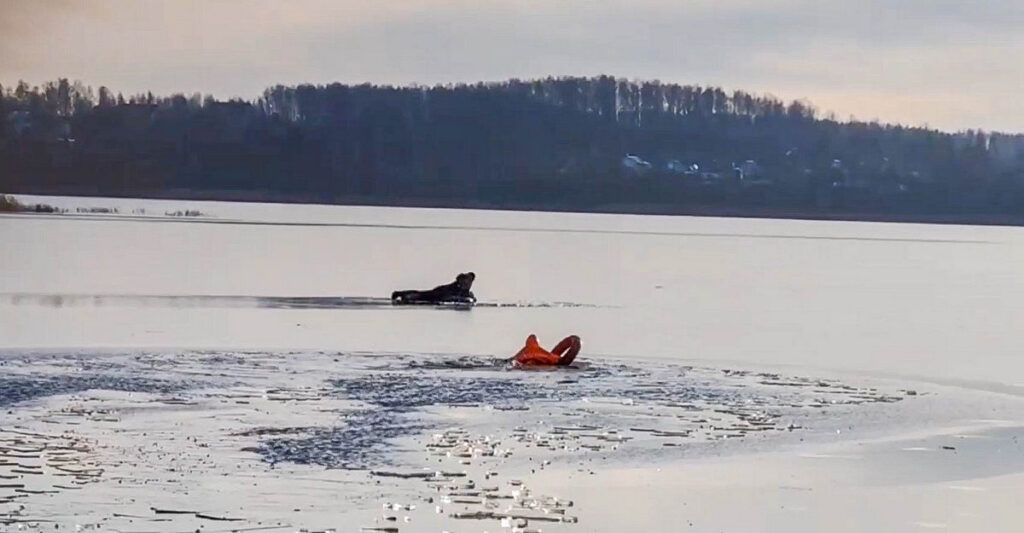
[391, 272, 476, 304]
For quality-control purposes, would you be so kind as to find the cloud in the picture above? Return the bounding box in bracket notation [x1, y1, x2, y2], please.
[1, 0, 1021, 131]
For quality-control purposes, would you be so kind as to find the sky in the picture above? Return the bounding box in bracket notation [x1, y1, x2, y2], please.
[1, 0, 1022, 133]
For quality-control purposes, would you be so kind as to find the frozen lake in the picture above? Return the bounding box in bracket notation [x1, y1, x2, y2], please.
[3, 195, 1024, 532]
[3, 194, 1024, 385]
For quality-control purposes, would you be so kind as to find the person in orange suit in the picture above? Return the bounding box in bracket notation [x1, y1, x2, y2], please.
[510, 334, 581, 367]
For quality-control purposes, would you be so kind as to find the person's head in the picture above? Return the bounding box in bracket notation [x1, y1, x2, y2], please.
[455, 272, 475, 290]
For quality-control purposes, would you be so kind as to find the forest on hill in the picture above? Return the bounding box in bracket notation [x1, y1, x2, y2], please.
[3, 76, 1024, 218]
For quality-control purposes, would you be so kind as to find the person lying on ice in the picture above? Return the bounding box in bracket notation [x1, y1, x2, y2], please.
[391, 272, 476, 305]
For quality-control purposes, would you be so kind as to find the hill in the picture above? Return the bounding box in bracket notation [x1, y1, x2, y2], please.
[3, 76, 1024, 220]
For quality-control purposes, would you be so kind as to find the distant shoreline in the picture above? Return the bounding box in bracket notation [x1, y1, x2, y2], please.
[8, 185, 1024, 228]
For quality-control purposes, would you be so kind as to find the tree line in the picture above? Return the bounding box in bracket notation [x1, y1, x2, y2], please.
[2, 76, 1023, 216]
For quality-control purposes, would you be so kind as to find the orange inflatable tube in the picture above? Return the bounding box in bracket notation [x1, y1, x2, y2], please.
[512, 334, 581, 366]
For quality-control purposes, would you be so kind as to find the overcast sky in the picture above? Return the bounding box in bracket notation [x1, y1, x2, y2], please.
[2, 0, 1022, 132]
